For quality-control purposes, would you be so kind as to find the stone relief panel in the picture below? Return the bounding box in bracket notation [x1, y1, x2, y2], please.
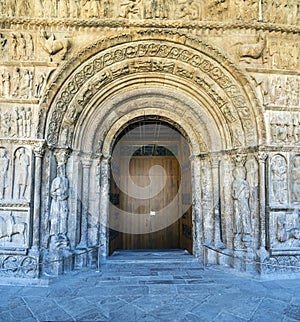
[263, 0, 299, 25]
[0, 147, 9, 200]
[0, 105, 37, 139]
[291, 155, 300, 205]
[38, 30, 71, 62]
[270, 154, 288, 205]
[268, 153, 300, 207]
[0, 254, 38, 278]
[269, 210, 300, 255]
[0, 144, 33, 202]
[0, 67, 52, 101]
[215, 34, 299, 72]
[0, 207, 29, 250]
[266, 41, 299, 70]
[0, 32, 35, 62]
[263, 76, 300, 108]
[13, 147, 31, 200]
[266, 112, 300, 146]
[0, 0, 298, 24]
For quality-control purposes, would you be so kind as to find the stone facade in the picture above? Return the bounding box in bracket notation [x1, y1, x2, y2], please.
[0, 0, 299, 279]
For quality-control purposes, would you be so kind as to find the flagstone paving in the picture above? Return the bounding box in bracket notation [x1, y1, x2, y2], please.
[0, 250, 300, 321]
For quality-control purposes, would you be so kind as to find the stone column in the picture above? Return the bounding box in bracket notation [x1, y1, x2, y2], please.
[78, 158, 92, 249]
[31, 141, 46, 249]
[45, 147, 72, 275]
[232, 151, 254, 272]
[256, 151, 269, 263]
[211, 154, 224, 250]
[258, 0, 263, 21]
[98, 154, 111, 264]
[190, 155, 203, 261]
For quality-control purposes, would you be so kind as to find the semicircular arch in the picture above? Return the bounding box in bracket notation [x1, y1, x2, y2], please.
[42, 29, 265, 151]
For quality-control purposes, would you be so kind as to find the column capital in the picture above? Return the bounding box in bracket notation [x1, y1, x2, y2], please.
[256, 151, 268, 163]
[33, 140, 46, 158]
[81, 158, 93, 168]
[54, 147, 72, 166]
[232, 151, 247, 166]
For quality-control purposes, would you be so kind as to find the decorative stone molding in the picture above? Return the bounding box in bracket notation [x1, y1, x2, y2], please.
[43, 30, 263, 150]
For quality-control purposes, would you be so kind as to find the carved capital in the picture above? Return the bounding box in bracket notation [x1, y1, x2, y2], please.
[54, 147, 72, 166]
[33, 141, 46, 158]
[256, 151, 268, 164]
[81, 158, 93, 168]
[232, 152, 247, 166]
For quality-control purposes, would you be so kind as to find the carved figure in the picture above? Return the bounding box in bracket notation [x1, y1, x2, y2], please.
[49, 175, 69, 237]
[57, 0, 69, 18]
[81, 0, 101, 18]
[0, 149, 9, 199]
[0, 33, 7, 58]
[34, 72, 47, 98]
[12, 68, 21, 98]
[276, 218, 300, 243]
[69, 0, 79, 18]
[0, 213, 27, 244]
[1, 112, 13, 136]
[236, 33, 266, 63]
[38, 30, 70, 61]
[18, 33, 26, 59]
[43, 0, 56, 17]
[271, 155, 287, 204]
[20, 69, 33, 99]
[178, 0, 199, 20]
[15, 148, 30, 199]
[3, 72, 10, 97]
[35, 0, 44, 17]
[120, 0, 141, 19]
[15, 107, 26, 137]
[25, 107, 32, 138]
[10, 34, 18, 60]
[232, 166, 252, 239]
[25, 34, 34, 60]
[291, 157, 300, 203]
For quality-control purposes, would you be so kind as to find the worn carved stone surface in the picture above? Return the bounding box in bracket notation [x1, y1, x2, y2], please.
[0, 0, 299, 279]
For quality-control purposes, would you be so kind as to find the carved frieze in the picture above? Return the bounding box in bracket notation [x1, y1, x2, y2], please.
[268, 112, 300, 145]
[0, 105, 36, 139]
[0, 0, 298, 25]
[0, 254, 38, 278]
[253, 75, 300, 109]
[0, 67, 51, 101]
[0, 32, 35, 62]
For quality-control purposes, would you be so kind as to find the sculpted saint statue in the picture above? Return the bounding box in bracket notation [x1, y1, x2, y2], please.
[49, 175, 69, 237]
[0, 149, 9, 199]
[232, 166, 252, 239]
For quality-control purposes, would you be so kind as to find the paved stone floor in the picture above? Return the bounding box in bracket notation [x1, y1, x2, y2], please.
[1, 250, 300, 321]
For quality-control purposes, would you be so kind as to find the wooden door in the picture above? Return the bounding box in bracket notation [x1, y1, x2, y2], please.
[119, 156, 180, 250]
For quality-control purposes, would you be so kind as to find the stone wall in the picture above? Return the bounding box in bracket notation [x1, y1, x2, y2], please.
[0, 0, 299, 279]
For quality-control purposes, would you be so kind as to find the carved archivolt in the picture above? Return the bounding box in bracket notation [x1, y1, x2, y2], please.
[43, 30, 264, 150]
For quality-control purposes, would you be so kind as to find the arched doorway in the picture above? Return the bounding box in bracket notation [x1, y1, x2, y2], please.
[42, 30, 265, 271]
[109, 120, 193, 254]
